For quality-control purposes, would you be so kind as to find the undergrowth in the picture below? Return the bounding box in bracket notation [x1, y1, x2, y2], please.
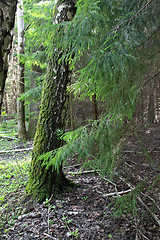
[0, 119, 18, 137]
[0, 158, 30, 205]
[0, 138, 30, 236]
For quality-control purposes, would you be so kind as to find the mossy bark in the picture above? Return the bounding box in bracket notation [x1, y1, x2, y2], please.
[26, 0, 76, 201]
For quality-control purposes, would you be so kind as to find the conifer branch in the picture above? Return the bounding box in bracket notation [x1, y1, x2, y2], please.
[112, 0, 155, 32]
[127, 0, 155, 26]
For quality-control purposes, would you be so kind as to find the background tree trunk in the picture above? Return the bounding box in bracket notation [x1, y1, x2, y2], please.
[0, 0, 17, 115]
[27, 0, 77, 201]
[28, 64, 41, 140]
[17, 0, 27, 140]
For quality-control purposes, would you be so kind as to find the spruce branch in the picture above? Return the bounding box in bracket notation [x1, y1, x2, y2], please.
[127, 0, 155, 26]
[112, 0, 155, 32]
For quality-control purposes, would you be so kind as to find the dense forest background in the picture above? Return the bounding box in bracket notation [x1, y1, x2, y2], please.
[1, 0, 160, 131]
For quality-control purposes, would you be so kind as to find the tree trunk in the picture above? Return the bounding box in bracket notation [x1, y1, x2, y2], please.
[17, 0, 27, 140]
[28, 64, 41, 140]
[26, 0, 77, 201]
[0, 0, 17, 115]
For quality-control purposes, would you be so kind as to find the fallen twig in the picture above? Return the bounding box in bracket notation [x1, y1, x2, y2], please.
[116, 173, 160, 227]
[65, 170, 98, 175]
[96, 172, 118, 193]
[137, 196, 160, 227]
[0, 147, 33, 154]
[137, 229, 150, 240]
[103, 188, 134, 197]
[44, 233, 57, 239]
[64, 163, 81, 169]
[0, 135, 18, 141]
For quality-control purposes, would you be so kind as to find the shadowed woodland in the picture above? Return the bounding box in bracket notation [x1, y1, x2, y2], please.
[0, 0, 160, 239]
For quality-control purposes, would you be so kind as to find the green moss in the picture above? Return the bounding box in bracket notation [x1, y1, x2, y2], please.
[26, 69, 72, 201]
[27, 0, 77, 202]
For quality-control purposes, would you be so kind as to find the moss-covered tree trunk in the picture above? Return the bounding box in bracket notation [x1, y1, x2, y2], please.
[27, 0, 77, 201]
[0, 0, 17, 115]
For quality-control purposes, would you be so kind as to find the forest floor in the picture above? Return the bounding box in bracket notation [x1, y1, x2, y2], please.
[0, 123, 159, 240]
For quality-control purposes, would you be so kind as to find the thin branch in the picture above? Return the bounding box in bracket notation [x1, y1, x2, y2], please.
[23, 22, 31, 34]
[116, 173, 160, 227]
[44, 233, 57, 240]
[65, 170, 98, 175]
[127, 0, 155, 26]
[64, 163, 81, 169]
[103, 188, 134, 197]
[141, 192, 160, 211]
[96, 172, 118, 193]
[148, 50, 160, 59]
[137, 229, 150, 240]
[16, 79, 25, 85]
[137, 196, 160, 227]
[0, 147, 33, 154]
[138, 26, 160, 48]
[143, 71, 160, 87]
[0, 136, 18, 141]
[113, 0, 154, 32]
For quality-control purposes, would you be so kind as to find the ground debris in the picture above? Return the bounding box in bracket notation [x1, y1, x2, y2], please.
[0, 125, 160, 239]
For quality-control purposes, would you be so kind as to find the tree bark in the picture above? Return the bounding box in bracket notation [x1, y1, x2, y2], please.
[28, 64, 41, 140]
[26, 0, 77, 201]
[17, 0, 27, 140]
[0, 0, 17, 115]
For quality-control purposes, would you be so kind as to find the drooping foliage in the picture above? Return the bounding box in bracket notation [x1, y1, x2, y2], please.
[40, 0, 160, 213]
[42, 0, 160, 170]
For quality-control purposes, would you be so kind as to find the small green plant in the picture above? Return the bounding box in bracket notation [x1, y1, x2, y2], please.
[49, 219, 54, 225]
[108, 233, 112, 238]
[62, 216, 72, 225]
[70, 230, 79, 239]
[81, 196, 88, 201]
